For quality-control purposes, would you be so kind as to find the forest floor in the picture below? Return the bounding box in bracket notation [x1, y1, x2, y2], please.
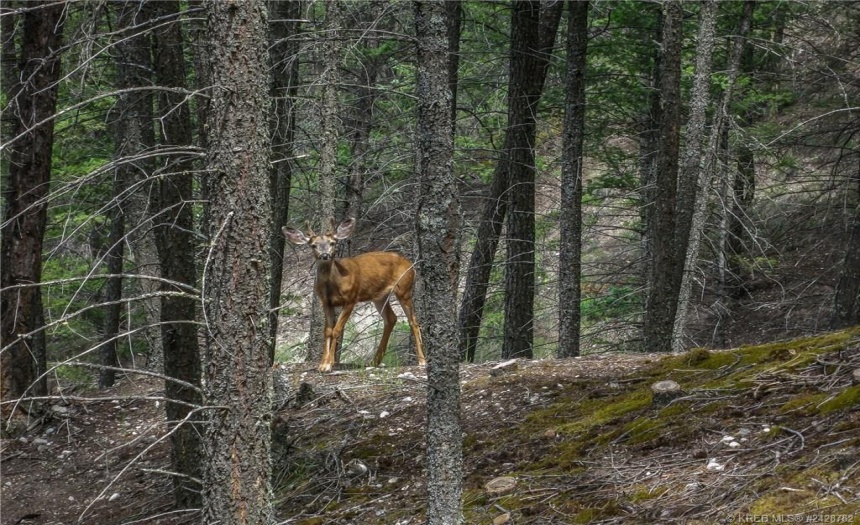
[2, 328, 859, 525]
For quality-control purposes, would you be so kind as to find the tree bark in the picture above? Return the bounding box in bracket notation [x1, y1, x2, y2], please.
[308, 0, 344, 365]
[200, 1, 273, 522]
[269, 0, 301, 363]
[503, 0, 563, 360]
[151, 0, 204, 508]
[672, 0, 754, 351]
[1, 1, 65, 404]
[459, 0, 562, 362]
[414, 2, 463, 522]
[669, 0, 718, 351]
[642, 0, 683, 353]
[558, 0, 589, 359]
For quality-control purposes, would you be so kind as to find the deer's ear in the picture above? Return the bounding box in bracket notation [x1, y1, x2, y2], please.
[334, 218, 356, 240]
[283, 226, 310, 245]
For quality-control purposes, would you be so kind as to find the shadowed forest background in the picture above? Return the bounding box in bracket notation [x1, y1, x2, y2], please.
[1, 1, 859, 524]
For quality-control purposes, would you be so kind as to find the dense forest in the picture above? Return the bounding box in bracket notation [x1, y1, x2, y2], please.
[1, 0, 858, 523]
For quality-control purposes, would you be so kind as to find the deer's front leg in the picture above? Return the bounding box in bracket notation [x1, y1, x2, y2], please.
[330, 303, 356, 365]
[319, 305, 337, 373]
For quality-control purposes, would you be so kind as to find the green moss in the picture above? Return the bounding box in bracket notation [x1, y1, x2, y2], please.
[818, 385, 860, 413]
[778, 392, 829, 415]
[628, 483, 669, 503]
[552, 390, 651, 436]
[622, 416, 666, 445]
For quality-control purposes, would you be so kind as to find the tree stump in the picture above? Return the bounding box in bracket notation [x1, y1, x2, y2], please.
[651, 380, 683, 406]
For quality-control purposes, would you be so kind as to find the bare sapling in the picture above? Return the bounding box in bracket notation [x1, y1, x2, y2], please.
[284, 217, 426, 372]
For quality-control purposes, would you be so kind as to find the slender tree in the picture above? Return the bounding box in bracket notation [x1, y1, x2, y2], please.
[831, 189, 860, 328]
[1, 0, 66, 404]
[307, 0, 344, 365]
[414, 2, 463, 522]
[558, 0, 589, 359]
[200, 0, 273, 521]
[269, 0, 302, 362]
[669, 0, 718, 351]
[151, 0, 203, 507]
[673, 0, 754, 351]
[100, 1, 154, 388]
[339, 1, 383, 223]
[642, 0, 683, 353]
[459, 0, 562, 362]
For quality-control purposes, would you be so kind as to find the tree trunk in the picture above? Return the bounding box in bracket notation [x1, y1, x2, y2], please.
[672, 0, 754, 351]
[558, 0, 589, 359]
[503, 0, 563, 360]
[269, 0, 301, 363]
[99, 0, 154, 389]
[200, 1, 273, 522]
[414, 2, 462, 522]
[98, 186, 125, 389]
[832, 171, 860, 328]
[459, 0, 562, 362]
[444, 0, 463, 294]
[642, 0, 683, 353]
[669, 0, 718, 351]
[1, 1, 65, 405]
[308, 0, 344, 365]
[340, 1, 383, 224]
[151, 0, 203, 508]
[638, 3, 663, 299]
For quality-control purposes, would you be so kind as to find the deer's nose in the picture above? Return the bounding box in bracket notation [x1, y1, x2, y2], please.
[319, 253, 332, 261]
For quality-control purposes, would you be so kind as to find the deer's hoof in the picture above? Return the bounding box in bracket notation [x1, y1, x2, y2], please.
[318, 362, 333, 373]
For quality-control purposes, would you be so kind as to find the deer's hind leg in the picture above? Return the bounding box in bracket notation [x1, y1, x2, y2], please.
[372, 297, 398, 366]
[396, 292, 425, 366]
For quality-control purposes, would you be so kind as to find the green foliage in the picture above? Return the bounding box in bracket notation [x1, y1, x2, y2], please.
[581, 285, 639, 324]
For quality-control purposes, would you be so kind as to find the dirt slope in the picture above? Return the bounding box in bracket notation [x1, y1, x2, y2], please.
[2, 329, 859, 524]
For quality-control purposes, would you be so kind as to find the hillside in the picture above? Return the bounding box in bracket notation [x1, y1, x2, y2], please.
[2, 328, 858, 524]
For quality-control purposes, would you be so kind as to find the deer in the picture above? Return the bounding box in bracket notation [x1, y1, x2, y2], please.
[283, 217, 426, 373]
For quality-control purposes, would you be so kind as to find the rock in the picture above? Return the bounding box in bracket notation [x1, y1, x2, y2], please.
[345, 459, 368, 477]
[493, 512, 512, 525]
[852, 368, 860, 385]
[50, 405, 71, 416]
[485, 476, 517, 496]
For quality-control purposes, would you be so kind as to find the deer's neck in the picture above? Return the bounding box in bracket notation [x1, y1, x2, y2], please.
[316, 259, 349, 282]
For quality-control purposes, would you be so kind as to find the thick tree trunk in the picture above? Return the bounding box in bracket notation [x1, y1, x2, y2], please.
[1, 1, 65, 404]
[459, 0, 562, 362]
[414, 3, 463, 522]
[151, 0, 203, 508]
[200, 1, 273, 522]
[269, 0, 301, 363]
[558, 0, 589, 359]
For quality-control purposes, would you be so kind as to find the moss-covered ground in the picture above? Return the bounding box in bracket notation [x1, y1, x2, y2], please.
[265, 327, 860, 523]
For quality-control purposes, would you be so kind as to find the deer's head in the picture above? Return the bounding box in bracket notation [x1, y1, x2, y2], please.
[283, 217, 356, 261]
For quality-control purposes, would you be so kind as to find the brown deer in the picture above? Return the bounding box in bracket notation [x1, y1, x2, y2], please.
[283, 217, 426, 373]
